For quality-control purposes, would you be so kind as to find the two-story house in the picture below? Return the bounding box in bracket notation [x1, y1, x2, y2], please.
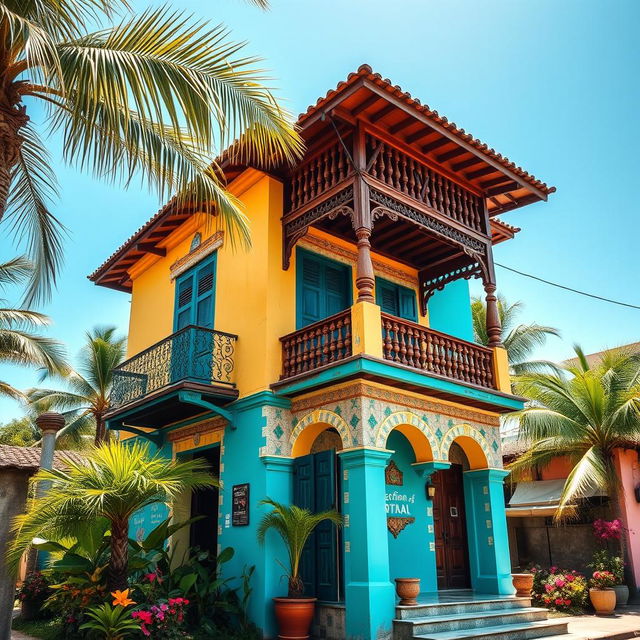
[90, 66, 555, 640]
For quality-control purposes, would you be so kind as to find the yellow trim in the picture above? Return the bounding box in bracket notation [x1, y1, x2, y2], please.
[394, 423, 434, 463]
[172, 428, 223, 454]
[492, 346, 512, 394]
[451, 434, 488, 470]
[351, 301, 384, 358]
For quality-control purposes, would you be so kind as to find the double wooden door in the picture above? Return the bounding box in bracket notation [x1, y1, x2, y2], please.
[432, 464, 471, 589]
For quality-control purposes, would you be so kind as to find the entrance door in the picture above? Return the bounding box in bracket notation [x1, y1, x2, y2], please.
[432, 464, 470, 589]
[293, 449, 342, 601]
[189, 447, 220, 561]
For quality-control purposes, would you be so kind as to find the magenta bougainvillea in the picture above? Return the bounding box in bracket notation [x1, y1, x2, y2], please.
[593, 518, 623, 541]
[132, 597, 190, 638]
[530, 566, 588, 613]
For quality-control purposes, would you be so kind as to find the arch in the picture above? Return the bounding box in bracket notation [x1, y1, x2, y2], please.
[374, 411, 438, 463]
[439, 424, 491, 470]
[290, 409, 352, 457]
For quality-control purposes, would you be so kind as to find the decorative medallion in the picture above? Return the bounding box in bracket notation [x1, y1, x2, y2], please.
[190, 232, 202, 251]
[387, 517, 415, 538]
[385, 459, 403, 486]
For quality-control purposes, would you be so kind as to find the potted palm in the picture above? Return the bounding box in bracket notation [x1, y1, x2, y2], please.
[258, 498, 343, 640]
[589, 570, 617, 615]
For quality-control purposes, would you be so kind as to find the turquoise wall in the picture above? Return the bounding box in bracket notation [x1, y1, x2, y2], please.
[217, 393, 292, 638]
[428, 279, 474, 342]
[386, 432, 436, 591]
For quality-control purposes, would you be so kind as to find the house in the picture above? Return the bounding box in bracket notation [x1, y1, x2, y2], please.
[90, 66, 556, 640]
[504, 343, 640, 582]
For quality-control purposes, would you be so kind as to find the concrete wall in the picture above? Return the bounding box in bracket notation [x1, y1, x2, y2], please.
[427, 279, 474, 342]
[0, 468, 30, 640]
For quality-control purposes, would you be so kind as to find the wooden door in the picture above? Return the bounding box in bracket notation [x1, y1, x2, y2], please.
[432, 464, 470, 589]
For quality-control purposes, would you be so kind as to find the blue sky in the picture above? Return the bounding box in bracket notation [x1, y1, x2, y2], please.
[1, 0, 639, 422]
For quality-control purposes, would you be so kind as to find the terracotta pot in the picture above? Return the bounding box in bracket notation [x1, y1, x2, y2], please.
[395, 578, 421, 606]
[511, 573, 534, 597]
[589, 588, 616, 616]
[273, 597, 317, 640]
[613, 584, 630, 607]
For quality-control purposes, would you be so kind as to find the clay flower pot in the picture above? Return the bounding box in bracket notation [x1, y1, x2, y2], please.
[589, 588, 616, 616]
[395, 578, 421, 606]
[273, 597, 317, 640]
[511, 573, 534, 597]
[613, 584, 629, 607]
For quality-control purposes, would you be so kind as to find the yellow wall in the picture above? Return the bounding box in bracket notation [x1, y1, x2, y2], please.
[125, 169, 430, 398]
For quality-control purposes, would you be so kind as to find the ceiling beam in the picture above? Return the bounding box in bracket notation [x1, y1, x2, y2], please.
[136, 243, 166, 256]
[465, 165, 496, 180]
[421, 138, 449, 154]
[405, 128, 433, 144]
[370, 103, 396, 123]
[437, 147, 467, 163]
[352, 94, 381, 116]
[389, 116, 416, 135]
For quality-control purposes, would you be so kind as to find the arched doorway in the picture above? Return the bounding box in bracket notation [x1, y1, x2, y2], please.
[292, 425, 345, 602]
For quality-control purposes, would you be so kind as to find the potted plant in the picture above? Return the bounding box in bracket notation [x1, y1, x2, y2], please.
[511, 568, 534, 597]
[589, 549, 627, 607]
[589, 570, 617, 615]
[258, 498, 342, 640]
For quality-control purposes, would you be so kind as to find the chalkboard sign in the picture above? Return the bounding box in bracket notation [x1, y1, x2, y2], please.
[232, 483, 250, 526]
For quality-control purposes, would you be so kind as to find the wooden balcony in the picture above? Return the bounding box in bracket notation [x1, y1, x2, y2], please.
[279, 309, 497, 392]
[108, 326, 238, 427]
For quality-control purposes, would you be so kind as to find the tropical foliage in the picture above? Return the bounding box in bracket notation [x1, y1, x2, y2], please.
[257, 497, 342, 597]
[28, 326, 126, 444]
[9, 440, 217, 591]
[0, 415, 39, 445]
[0, 256, 67, 400]
[471, 295, 560, 375]
[509, 346, 640, 518]
[0, 0, 303, 305]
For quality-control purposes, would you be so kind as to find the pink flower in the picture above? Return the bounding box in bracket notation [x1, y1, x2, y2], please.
[555, 598, 563, 605]
[554, 578, 566, 588]
[566, 574, 575, 582]
[545, 584, 554, 593]
[564, 599, 571, 606]
[144, 572, 157, 583]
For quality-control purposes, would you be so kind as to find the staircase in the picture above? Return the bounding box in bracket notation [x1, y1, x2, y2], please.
[393, 593, 580, 640]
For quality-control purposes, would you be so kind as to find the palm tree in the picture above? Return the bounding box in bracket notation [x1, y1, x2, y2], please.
[0, 0, 303, 305]
[0, 256, 67, 399]
[28, 326, 125, 445]
[508, 345, 640, 519]
[257, 498, 342, 597]
[9, 439, 217, 591]
[471, 295, 560, 375]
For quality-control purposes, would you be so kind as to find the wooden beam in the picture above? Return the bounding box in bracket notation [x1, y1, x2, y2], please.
[421, 137, 449, 154]
[389, 116, 416, 135]
[352, 94, 381, 116]
[370, 103, 396, 123]
[480, 176, 516, 189]
[465, 165, 496, 180]
[405, 128, 433, 144]
[436, 147, 467, 163]
[452, 157, 483, 171]
[485, 181, 519, 197]
[136, 243, 166, 256]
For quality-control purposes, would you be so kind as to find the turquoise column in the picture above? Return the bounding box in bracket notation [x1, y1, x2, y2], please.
[339, 448, 395, 640]
[463, 468, 513, 595]
[412, 461, 451, 593]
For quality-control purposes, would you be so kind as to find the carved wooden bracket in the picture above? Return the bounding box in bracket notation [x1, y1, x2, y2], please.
[387, 516, 415, 538]
[385, 459, 403, 486]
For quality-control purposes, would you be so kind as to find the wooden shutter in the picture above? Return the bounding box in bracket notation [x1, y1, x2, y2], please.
[376, 277, 417, 322]
[399, 286, 418, 322]
[293, 455, 316, 596]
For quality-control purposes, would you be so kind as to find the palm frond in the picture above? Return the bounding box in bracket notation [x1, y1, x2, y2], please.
[0, 380, 26, 402]
[5, 126, 66, 306]
[0, 256, 32, 287]
[0, 327, 67, 373]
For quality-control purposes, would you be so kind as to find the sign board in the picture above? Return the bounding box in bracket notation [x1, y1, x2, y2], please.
[232, 483, 250, 526]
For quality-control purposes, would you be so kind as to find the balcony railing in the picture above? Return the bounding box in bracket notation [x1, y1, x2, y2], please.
[381, 313, 495, 388]
[280, 309, 352, 379]
[111, 326, 237, 409]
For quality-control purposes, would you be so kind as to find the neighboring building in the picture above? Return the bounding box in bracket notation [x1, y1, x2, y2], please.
[504, 344, 640, 582]
[90, 66, 555, 640]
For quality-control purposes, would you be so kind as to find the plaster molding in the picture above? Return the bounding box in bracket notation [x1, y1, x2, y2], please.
[169, 231, 224, 280]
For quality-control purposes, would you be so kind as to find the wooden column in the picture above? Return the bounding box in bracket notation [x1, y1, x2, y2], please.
[355, 226, 375, 302]
[484, 283, 503, 347]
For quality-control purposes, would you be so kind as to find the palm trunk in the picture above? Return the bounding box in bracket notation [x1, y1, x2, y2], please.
[0, 102, 29, 221]
[95, 415, 106, 445]
[108, 518, 129, 592]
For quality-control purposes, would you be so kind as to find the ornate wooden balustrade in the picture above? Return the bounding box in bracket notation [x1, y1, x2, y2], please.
[280, 309, 352, 379]
[381, 313, 495, 389]
[111, 326, 237, 408]
[365, 134, 485, 233]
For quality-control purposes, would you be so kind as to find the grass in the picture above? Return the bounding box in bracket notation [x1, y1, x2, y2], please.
[11, 617, 63, 640]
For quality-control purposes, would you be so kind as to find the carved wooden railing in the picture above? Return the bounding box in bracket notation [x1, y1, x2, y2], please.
[380, 313, 495, 389]
[289, 139, 352, 212]
[280, 309, 352, 379]
[111, 326, 237, 408]
[365, 134, 485, 233]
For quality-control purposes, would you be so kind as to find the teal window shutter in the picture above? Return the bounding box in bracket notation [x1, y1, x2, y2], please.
[375, 277, 417, 322]
[296, 249, 351, 329]
[173, 254, 217, 331]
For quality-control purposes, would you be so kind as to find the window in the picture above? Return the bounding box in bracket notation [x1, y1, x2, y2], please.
[375, 277, 417, 322]
[296, 249, 352, 329]
[173, 254, 217, 331]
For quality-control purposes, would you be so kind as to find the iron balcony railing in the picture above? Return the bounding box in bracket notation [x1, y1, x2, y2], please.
[111, 325, 237, 409]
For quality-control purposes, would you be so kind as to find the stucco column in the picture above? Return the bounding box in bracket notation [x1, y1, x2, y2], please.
[463, 468, 513, 594]
[339, 447, 394, 640]
[0, 469, 31, 640]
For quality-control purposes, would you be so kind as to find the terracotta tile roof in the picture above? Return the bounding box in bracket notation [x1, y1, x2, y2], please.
[299, 65, 555, 197]
[0, 445, 85, 472]
[502, 439, 530, 461]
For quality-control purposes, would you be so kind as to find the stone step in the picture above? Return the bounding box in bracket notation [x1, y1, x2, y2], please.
[396, 596, 532, 620]
[413, 619, 570, 640]
[393, 607, 549, 639]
